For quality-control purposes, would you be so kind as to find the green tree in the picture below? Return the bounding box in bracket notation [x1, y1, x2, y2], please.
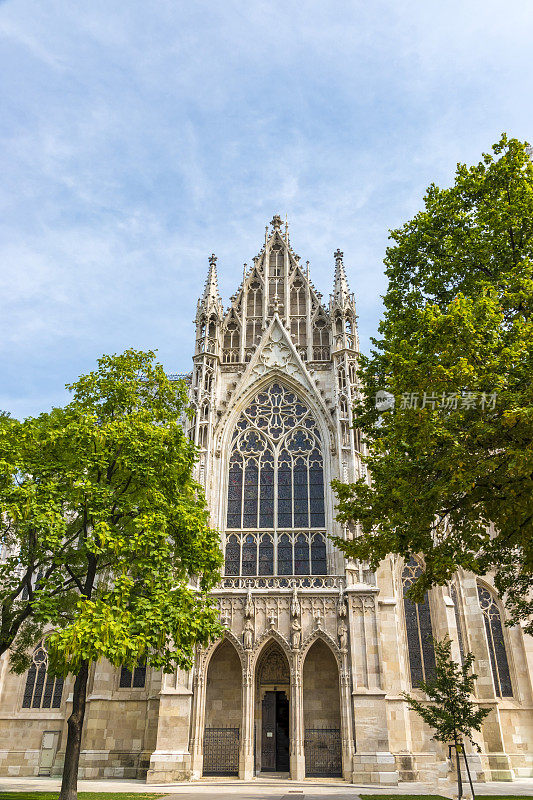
[333, 134, 533, 631]
[0, 350, 223, 800]
[402, 636, 491, 799]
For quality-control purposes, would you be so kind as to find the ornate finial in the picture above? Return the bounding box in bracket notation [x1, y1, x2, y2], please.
[334, 249, 343, 264]
[209, 253, 217, 266]
[270, 214, 282, 231]
[306, 260, 310, 279]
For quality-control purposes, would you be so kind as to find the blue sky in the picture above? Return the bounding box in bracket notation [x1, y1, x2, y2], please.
[1, 0, 532, 417]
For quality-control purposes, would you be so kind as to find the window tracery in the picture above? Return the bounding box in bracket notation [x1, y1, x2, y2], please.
[223, 319, 240, 363]
[402, 558, 436, 688]
[477, 584, 513, 697]
[224, 530, 328, 576]
[22, 641, 64, 709]
[312, 317, 330, 361]
[225, 383, 326, 576]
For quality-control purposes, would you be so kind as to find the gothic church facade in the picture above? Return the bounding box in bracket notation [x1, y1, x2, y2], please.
[0, 217, 532, 784]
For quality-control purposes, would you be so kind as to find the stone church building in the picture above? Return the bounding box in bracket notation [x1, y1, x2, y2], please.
[0, 216, 532, 784]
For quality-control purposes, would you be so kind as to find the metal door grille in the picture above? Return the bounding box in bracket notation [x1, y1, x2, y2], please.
[203, 727, 240, 776]
[304, 728, 342, 777]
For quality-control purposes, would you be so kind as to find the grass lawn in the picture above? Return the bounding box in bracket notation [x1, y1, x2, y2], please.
[0, 794, 165, 800]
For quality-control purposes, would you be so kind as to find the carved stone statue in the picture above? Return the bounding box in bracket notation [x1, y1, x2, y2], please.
[290, 585, 301, 618]
[243, 618, 254, 651]
[338, 618, 348, 651]
[244, 586, 254, 619]
[290, 617, 301, 650]
[337, 584, 347, 618]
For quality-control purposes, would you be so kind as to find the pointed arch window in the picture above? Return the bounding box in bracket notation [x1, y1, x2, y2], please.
[290, 278, 306, 316]
[22, 641, 64, 709]
[225, 383, 327, 576]
[223, 319, 240, 363]
[402, 558, 436, 688]
[312, 318, 330, 361]
[477, 585, 513, 697]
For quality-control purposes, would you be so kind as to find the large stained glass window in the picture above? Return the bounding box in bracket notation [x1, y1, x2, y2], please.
[402, 558, 436, 688]
[225, 383, 327, 576]
[477, 584, 513, 697]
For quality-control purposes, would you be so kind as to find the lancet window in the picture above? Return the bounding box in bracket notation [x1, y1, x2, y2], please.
[22, 641, 64, 709]
[477, 584, 513, 697]
[246, 279, 263, 356]
[313, 318, 330, 361]
[225, 383, 326, 576]
[223, 319, 240, 363]
[402, 558, 436, 688]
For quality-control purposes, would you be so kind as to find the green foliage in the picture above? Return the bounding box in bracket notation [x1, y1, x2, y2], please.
[402, 636, 491, 748]
[333, 134, 533, 632]
[0, 349, 223, 675]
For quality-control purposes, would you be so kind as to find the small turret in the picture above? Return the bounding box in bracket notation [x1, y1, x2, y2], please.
[199, 254, 224, 317]
[329, 249, 358, 354]
[332, 249, 351, 307]
[195, 254, 224, 357]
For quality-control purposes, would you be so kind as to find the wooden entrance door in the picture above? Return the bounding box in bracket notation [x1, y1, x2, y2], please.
[261, 690, 290, 772]
[261, 691, 276, 770]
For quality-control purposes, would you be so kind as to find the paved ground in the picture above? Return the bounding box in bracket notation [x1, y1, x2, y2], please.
[1, 776, 533, 797]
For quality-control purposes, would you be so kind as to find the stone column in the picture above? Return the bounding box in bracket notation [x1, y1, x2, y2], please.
[339, 655, 355, 781]
[188, 657, 208, 779]
[239, 653, 254, 779]
[146, 669, 195, 783]
[290, 653, 305, 780]
[348, 588, 398, 785]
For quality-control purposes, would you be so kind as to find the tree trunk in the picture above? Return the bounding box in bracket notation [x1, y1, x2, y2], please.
[454, 734, 463, 800]
[462, 743, 475, 799]
[58, 660, 89, 800]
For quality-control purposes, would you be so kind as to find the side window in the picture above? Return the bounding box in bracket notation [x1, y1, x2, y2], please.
[119, 662, 146, 689]
[402, 558, 436, 688]
[22, 641, 64, 709]
[477, 584, 513, 697]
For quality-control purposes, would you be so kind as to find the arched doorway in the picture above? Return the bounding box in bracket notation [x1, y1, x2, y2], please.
[255, 642, 291, 774]
[303, 639, 342, 777]
[203, 640, 242, 776]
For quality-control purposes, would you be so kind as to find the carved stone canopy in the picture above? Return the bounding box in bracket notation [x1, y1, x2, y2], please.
[258, 644, 290, 685]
